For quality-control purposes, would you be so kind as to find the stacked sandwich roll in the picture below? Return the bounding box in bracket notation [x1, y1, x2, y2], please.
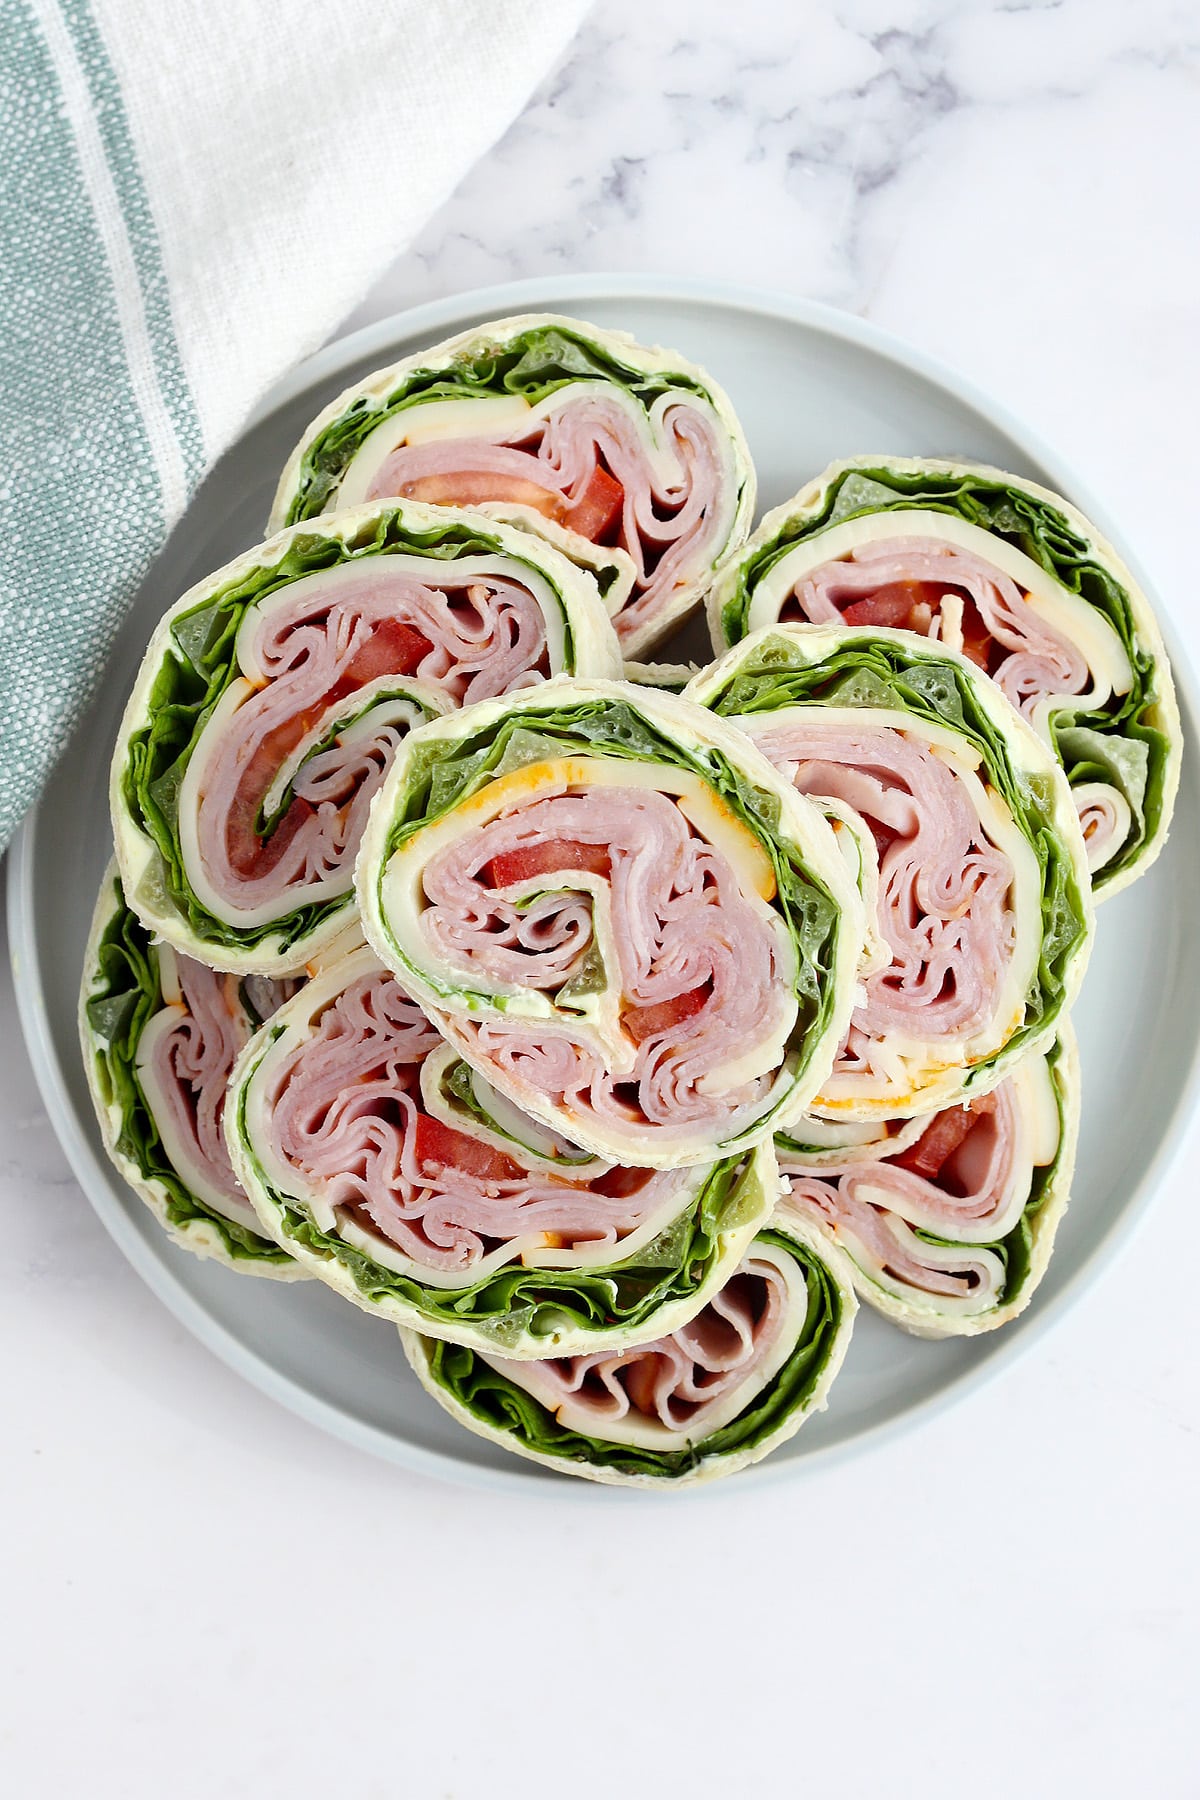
[709, 456, 1180, 895]
[271, 314, 756, 659]
[81, 314, 1179, 1488]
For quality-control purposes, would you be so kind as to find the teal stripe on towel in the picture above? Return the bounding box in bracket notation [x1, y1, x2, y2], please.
[0, 0, 165, 848]
[58, 0, 204, 484]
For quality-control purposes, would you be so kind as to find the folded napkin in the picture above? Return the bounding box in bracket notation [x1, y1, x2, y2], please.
[0, 0, 589, 853]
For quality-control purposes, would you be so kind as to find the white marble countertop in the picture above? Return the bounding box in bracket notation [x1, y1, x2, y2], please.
[6, 3, 1200, 1794]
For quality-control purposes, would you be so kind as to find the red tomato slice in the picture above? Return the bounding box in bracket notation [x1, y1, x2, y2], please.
[397, 470, 561, 517]
[592, 1165, 655, 1199]
[623, 984, 710, 1046]
[865, 818, 900, 862]
[484, 840, 612, 889]
[410, 1113, 521, 1183]
[841, 586, 920, 629]
[225, 620, 434, 875]
[564, 465, 625, 543]
[340, 619, 432, 688]
[892, 1093, 996, 1179]
[227, 788, 316, 877]
[842, 579, 999, 672]
[225, 707, 322, 875]
[842, 579, 938, 632]
[956, 593, 995, 671]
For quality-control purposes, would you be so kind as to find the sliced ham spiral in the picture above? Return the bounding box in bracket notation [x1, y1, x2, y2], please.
[746, 715, 1019, 1107]
[184, 561, 555, 924]
[247, 962, 692, 1277]
[412, 783, 798, 1149]
[779, 1038, 1070, 1331]
[782, 1086, 1020, 1305]
[741, 520, 1154, 881]
[363, 393, 730, 648]
[136, 954, 295, 1229]
[271, 316, 755, 659]
[399, 1207, 858, 1480]
[780, 537, 1091, 725]
[482, 1252, 794, 1441]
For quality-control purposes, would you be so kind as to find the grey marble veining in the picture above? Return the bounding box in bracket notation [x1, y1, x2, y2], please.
[340, 0, 1200, 607]
[346, 0, 1200, 335]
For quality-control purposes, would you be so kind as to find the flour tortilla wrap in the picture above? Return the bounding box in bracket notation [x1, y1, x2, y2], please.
[80, 865, 305, 1278]
[621, 659, 701, 693]
[779, 1025, 1079, 1337]
[708, 455, 1180, 896]
[687, 625, 1093, 1120]
[355, 678, 864, 1168]
[111, 501, 622, 977]
[226, 940, 778, 1355]
[401, 1210, 857, 1488]
[270, 313, 756, 659]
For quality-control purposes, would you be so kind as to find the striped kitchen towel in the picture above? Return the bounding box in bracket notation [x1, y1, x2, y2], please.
[0, 0, 589, 853]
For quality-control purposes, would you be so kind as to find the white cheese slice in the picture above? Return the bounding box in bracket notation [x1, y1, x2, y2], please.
[781, 1114, 894, 1154]
[811, 796, 891, 979]
[1012, 1046, 1061, 1170]
[932, 592, 965, 656]
[155, 940, 183, 1007]
[336, 396, 538, 508]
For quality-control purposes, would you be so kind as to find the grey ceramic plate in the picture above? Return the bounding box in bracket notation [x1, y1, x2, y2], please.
[10, 274, 1199, 1493]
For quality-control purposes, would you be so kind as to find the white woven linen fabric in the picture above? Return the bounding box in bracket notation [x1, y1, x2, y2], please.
[0, 0, 590, 849]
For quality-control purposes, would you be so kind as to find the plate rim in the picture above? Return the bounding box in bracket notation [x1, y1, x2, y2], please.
[10, 269, 1200, 1497]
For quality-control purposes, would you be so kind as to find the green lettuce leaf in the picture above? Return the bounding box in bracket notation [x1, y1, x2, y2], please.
[421, 1226, 845, 1479]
